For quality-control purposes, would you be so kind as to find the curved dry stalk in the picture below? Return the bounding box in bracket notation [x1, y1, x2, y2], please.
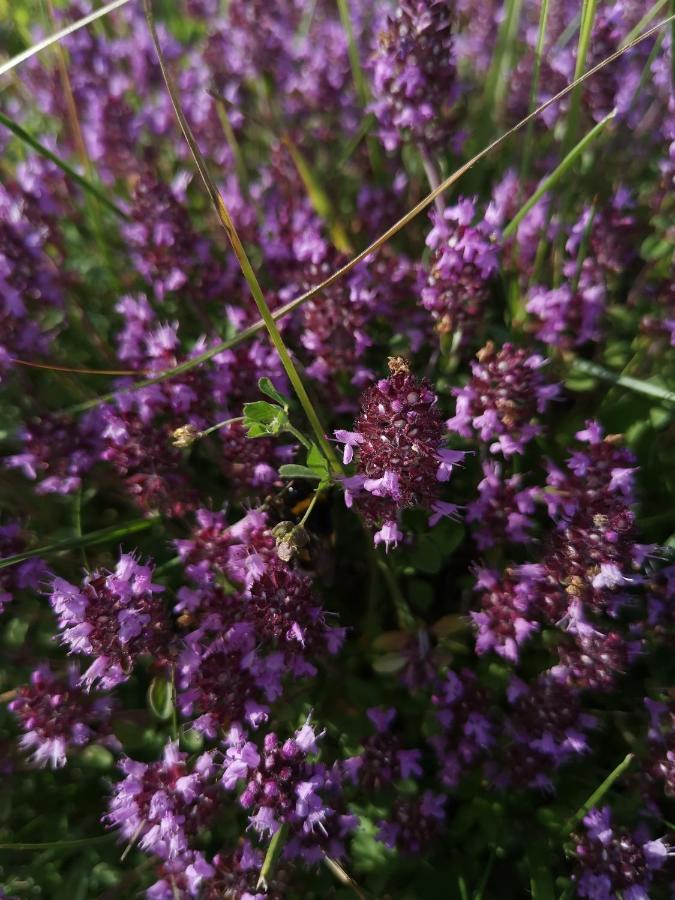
[65, 13, 674, 413]
[142, 0, 341, 471]
[10, 358, 145, 376]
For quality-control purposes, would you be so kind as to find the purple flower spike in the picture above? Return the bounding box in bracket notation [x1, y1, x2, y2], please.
[9, 664, 116, 768]
[48, 552, 170, 690]
[369, 1, 461, 152]
[336, 357, 464, 543]
[447, 342, 559, 455]
[106, 741, 217, 860]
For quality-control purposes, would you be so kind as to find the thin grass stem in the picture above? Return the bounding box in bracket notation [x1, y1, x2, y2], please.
[563, 0, 598, 153]
[0, 110, 127, 219]
[63, 14, 675, 413]
[519, 0, 551, 190]
[504, 109, 615, 238]
[143, 0, 342, 474]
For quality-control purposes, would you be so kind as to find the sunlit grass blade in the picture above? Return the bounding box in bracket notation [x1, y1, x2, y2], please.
[335, 0, 383, 176]
[562, 753, 634, 834]
[335, 0, 368, 107]
[519, 0, 551, 188]
[143, 0, 341, 473]
[504, 109, 615, 238]
[65, 13, 675, 413]
[0, 110, 127, 219]
[282, 134, 353, 252]
[486, 0, 524, 114]
[0, 517, 158, 570]
[569, 359, 675, 404]
[324, 855, 367, 899]
[256, 823, 288, 891]
[211, 94, 250, 196]
[562, 0, 598, 153]
[0, 0, 131, 77]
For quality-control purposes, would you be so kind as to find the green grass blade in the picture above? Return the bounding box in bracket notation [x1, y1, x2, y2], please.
[335, 0, 383, 176]
[67, 15, 674, 414]
[569, 359, 675, 405]
[282, 134, 352, 252]
[0, 517, 158, 570]
[0, 110, 127, 219]
[505, 109, 615, 238]
[335, 0, 368, 107]
[256, 823, 288, 890]
[473, 847, 497, 899]
[519, 0, 551, 188]
[324, 856, 367, 899]
[562, 753, 634, 834]
[562, 0, 598, 153]
[143, 0, 342, 474]
[0, 835, 113, 851]
[486, 0, 524, 113]
[0, 0, 131, 76]
[528, 858, 556, 900]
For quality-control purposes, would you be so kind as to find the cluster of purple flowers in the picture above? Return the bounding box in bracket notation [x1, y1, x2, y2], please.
[0, 177, 63, 380]
[336, 356, 464, 549]
[0, 0, 674, 896]
[573, 807, 669, 900]
[0, 522, 46, 614]
[107, 741, 218, 859]
[49, 553, 170, 690]
[369, 0, 460, 152]
[422, 198, 501, 342]
[447, 341, 560, 455]
[9, 664, 116, 768]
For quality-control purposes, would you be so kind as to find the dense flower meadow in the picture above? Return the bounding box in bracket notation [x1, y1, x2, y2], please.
[0, 0, 674, 897]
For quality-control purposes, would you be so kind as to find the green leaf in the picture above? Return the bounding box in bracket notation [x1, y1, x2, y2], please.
[305, 442, 331, 482]
[0, 517, 158, 571]
[640, 234, 673, 262]
[408, 578, 434, 611]
[79, 745, 114, 770]
[569, 359, 675, 405]
[258, 377, 289, 409]
[504, 109, 615, 238]
[278, 465, 324, 481]
[407, 536, 442, 574]
[243, 400, 283, 423]
[147, 676, 174, 721]
[528, 847, 556, 900]
[243, 401, 289, 437]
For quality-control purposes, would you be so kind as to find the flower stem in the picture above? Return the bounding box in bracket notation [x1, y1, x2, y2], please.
[200, 416, 244, 438]
[298, 488, 321, 527]
[377, 557, 416, 631]
[562, 753, 634, 834]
